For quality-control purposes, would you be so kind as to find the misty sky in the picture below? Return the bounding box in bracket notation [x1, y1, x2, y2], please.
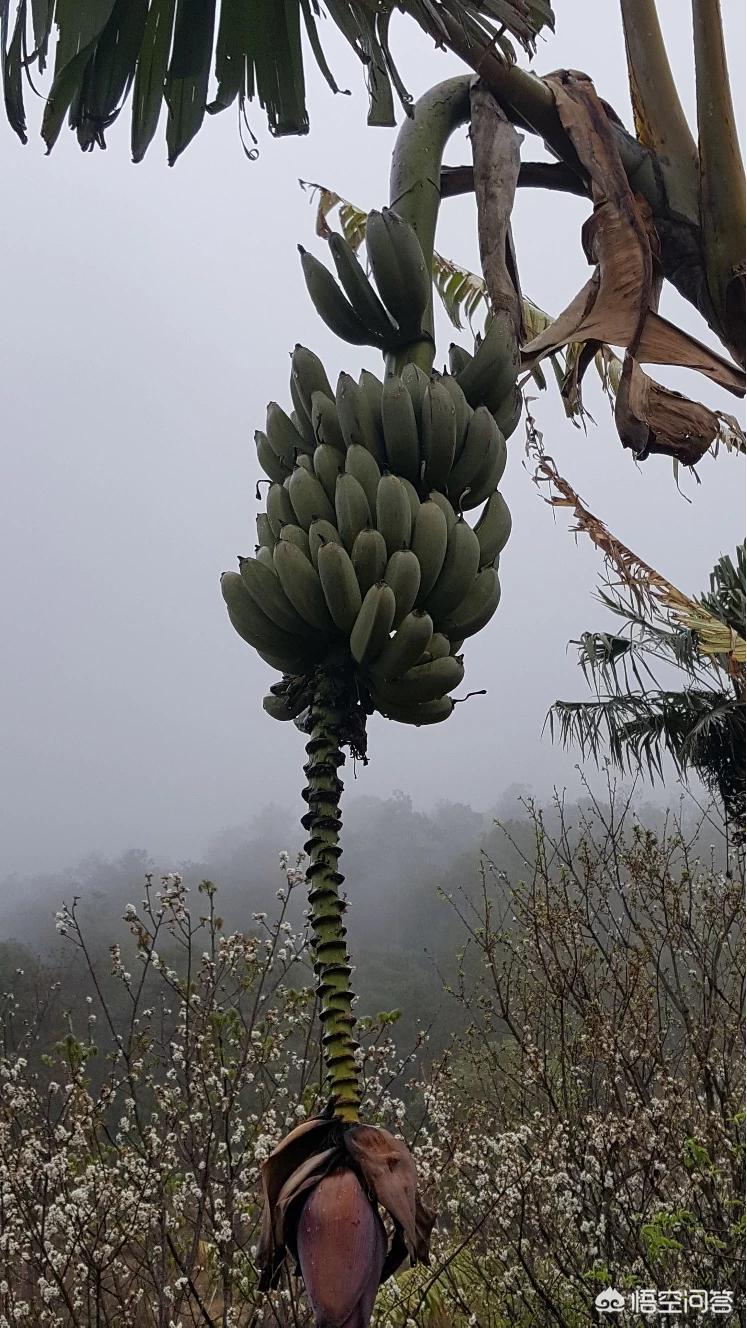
[1, 3, 744, 876]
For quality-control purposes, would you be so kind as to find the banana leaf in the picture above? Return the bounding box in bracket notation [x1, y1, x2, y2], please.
[0, 0, 554, 161]
[299, 179, 747, 458]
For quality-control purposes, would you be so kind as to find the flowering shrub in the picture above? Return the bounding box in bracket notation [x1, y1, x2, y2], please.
[0, 795, 743, 1326]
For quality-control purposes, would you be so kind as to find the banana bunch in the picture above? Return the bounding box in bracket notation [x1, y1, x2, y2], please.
[299, 208, 430, 354]
[257, 345, 512, 514]
[448, 309, 523, 440]
[224, 343, 512, 729]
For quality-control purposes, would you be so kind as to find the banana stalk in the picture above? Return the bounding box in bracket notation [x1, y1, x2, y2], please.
[386, 76, 472, 374]
[302, 668, 362, 1122]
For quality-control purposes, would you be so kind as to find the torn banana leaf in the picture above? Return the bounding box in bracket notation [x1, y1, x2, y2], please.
[520, 70, 745, 463]
[300, 180, 746, 460]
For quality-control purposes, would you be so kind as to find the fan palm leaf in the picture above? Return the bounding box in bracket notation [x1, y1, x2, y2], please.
[548, 513, 745, 826]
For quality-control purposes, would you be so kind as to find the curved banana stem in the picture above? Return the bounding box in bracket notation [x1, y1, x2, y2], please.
[302, 670, 361, 1122]
[387, 75, 472, 373]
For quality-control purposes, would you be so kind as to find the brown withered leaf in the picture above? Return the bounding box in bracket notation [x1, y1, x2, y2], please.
[344, 1124, 436, 1279]
[470, 81, 524, 338]
[530, 445, 746, 673]
[615, 356, 721, 464]
[521, 69, 745, 462]
[258, 1115, 338, 1289]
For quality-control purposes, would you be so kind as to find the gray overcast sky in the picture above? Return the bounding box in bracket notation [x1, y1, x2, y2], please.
[1, 3, 744, 875]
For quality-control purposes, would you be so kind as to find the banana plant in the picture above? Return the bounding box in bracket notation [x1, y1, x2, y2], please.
[223, 81, 521, 1324]
[3, 1, 743, 374]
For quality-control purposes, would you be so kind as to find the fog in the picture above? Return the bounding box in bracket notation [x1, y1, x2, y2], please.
[1, 3, 744, 881]
[0, 787, 720, 1056]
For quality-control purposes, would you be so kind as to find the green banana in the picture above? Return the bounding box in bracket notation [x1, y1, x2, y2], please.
[411, 500, 449, 603]
[256, 643, 313, 675]
[221, 572, 307, 659]
[381, 375, 421, 483]
[384, 549, 421, 626]
[419, 631, 451, 662]
[366, 208, 430, 341]
[288, 466, 336, 529]
[345, 444, 381, 514]
[266, 482, 296, 537]
[317, 541, 363, 635]
[440, 567, 501, 640]
[440, 373, 472, 457]
[357, 369, 387, 465]
[263, 691, 309, 722]
[238, 556, 309, 636]
[313, 443, 344, 504]
[289, 400, 316, 453]
[427, 489, 458, 531]
[400, 477, 421, 528]
[475, 492, 512, 566]
[328, 231, 398, 346]
[456, 309, 519, 413]
[273, 540, 335, 632]
[448, 344, 472, 377]
[335, 472, 372, 551]
[311, 391, 346, 453]
[493, 385, 523, 439]
[335, 372, 382, 458]
[376, 474, 412, 556]
[375, 653, 464, 705]
[266, 402, 305, 468]
[308, 519, 342, 569]
[421, 378, 457, 491]
[369, 609, 434, 681]
[296, 454, 314, 474]
[448, 407, 502, 504]
[351, 527, 388, 596]
[350, 582, 397, 666]
[291, 345, 334, 424]
[375, 696, 454, 726]
[401, 362, 429, 426]
[298, 246, 379, 347]
[424, 518, 481, 621]
[256, 545, 275, 570]
[256, 512, 274, 550]
[461, 431, 507, 511]
[256, 430, 290, 485]
[280, 523, 312, 559]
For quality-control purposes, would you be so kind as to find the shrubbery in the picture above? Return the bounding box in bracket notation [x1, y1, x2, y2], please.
[0, 796, 743, 1326]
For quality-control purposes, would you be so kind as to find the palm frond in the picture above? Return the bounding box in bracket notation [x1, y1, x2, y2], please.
[0, 0, 554, 161]
[529, 446, 747, 675]
[549, 689, 745, 824]
[549, 525, 746, 825]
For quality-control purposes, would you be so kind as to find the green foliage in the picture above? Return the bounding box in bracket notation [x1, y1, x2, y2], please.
[0, 1, 553, 161]
[549, 545, 746, 827]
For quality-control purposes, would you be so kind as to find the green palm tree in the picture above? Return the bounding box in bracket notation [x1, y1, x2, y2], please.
[549, 545, 746, 830]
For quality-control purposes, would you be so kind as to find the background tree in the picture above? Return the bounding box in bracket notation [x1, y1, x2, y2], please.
[549, 543, 746, 835]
